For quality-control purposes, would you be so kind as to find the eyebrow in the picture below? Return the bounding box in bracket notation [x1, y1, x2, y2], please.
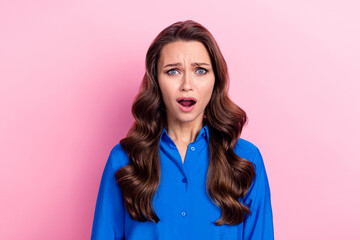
[162, 62, 211, 68]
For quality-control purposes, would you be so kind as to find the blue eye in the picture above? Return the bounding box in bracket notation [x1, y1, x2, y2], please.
[166, 68, 208, 75]
[196, 68, 208, 74]
[166, 69, 179, 75]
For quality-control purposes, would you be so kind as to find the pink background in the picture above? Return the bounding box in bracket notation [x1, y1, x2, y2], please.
[1, 0, 359, 239]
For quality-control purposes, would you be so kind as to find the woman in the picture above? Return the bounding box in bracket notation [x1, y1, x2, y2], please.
[91, 20, 274, 240]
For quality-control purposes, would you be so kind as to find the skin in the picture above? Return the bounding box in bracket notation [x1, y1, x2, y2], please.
[157, 40, 215, 163]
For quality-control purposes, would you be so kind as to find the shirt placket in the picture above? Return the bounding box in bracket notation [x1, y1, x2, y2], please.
[160, 126, 208, 239]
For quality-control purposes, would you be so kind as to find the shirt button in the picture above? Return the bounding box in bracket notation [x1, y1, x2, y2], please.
[182, 178, 187, 183]
[181, 211, 187, 216]
[190, 146, 195, 151]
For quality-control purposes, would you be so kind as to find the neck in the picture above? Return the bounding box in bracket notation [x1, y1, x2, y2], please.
[166, 117, 205, 144]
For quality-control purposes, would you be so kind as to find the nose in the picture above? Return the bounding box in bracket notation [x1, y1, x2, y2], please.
[180, 71, 193, 91]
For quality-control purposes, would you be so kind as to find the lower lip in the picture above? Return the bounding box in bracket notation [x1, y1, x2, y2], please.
[178, 101, 196, 112]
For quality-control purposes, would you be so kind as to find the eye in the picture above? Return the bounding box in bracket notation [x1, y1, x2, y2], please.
[196, 68, 208, 75]
[166, 69, 179, 75]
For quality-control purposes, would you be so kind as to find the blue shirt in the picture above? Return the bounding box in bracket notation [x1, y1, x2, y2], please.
[91, 123, 274, 239]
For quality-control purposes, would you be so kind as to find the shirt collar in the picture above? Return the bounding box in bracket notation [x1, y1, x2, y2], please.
[160, 123, 209, 143]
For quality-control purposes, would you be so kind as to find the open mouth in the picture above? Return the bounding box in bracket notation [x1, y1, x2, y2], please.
[177, 99, 196, 107]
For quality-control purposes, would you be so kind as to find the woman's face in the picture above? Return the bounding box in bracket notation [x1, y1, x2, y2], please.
[157, 40, 215, 125]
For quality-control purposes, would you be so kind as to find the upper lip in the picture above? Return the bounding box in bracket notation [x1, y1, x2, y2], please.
[177, 97, 197, 103]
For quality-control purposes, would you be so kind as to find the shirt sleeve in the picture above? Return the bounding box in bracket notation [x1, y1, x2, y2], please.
[91, 147, 125, 240]
[241, 147, 274, 240]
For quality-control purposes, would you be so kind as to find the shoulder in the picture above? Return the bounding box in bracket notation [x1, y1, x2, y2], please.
[107, 143, 130, 172]
[234, 138, 270, 203]
[233, 138, 264, 171]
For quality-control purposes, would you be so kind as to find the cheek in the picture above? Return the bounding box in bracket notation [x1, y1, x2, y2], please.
[159, 82, 174, 104]
[201, 81, 215, 101]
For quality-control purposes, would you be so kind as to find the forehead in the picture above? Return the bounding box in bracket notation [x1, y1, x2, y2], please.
[158, 40, 211, 66]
